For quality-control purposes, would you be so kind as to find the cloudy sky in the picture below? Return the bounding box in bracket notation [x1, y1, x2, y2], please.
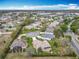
[0, 0, 79, 10]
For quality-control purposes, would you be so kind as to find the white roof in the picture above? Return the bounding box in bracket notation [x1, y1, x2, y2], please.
[32, 39, 51, 52]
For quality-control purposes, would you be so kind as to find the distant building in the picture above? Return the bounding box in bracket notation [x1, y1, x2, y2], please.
[25, 21, 41, 29]
[0, 31, 12, 36]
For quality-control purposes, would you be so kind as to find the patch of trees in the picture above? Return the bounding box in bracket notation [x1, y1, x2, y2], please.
[54, 28, 64, 38]
[60, 23, 68, 32]
[71, 20, 79, 34]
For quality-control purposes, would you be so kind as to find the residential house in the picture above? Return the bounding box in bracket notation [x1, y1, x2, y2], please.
[32, 38, 51, 52]
[10, 39, 27, 53]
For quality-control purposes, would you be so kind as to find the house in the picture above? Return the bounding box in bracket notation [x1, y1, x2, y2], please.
[25, 21, 41, 29]
[32, 38, 51, 52]
[26, 32, 55, 40]
[3, 22, 16, 31]
[46, 20, 59, 32]
[26, 32, 40, 37]
[10, 39, 27, 53]
[37, 32, 55, 40]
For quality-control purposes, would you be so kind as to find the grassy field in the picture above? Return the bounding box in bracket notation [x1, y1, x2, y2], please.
[5, 53, 76, 59]
[0, 35, 11, 55]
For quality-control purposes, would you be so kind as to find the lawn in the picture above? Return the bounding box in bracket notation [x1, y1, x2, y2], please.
[21, 27, 38, 34]
[0, 35, 12, 58]
[5, 53, 77, 59]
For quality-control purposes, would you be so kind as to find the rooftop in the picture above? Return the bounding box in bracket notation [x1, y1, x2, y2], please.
[10, 39, 27, 49]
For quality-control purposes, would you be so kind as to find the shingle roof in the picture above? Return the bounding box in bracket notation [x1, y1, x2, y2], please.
[10, 39, 27, 49]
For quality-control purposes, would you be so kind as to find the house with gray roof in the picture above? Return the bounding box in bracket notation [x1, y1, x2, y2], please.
[37, 32, 55, 40]
[10, 39, 27, 53]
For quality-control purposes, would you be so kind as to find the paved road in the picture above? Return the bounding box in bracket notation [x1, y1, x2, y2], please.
[65, 31, 79, 56]
[65, 20, 79, 56]
[67, 20, 75, 32]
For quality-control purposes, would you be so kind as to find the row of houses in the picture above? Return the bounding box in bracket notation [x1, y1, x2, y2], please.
[25, 21, 41, 29]
[0, 12, 27, 34]
[10, 32, 55, 53]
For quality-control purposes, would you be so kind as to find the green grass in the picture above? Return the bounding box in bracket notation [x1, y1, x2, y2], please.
[21, 28, 38, 34]
[0, 35, 12, 59]
[5, 53, 77, 59]
[26, 37, 33, 47]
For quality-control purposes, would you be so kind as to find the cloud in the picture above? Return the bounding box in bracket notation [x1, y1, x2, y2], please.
[0, 4, 79, 10]
[67, 4, 78, 9]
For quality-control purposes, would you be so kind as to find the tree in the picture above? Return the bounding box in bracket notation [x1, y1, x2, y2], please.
[38, 47, 42, 52]
[54, 28, 64, 38]
[71, 26, 77, 33]
[53, 42, 58, 48]
[60, 23, 68, 32]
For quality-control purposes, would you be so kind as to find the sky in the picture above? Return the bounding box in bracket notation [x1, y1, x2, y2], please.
[0, 0, 79, 10]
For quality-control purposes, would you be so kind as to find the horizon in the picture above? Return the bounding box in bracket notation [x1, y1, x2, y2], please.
[0, 0, 79, 10]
